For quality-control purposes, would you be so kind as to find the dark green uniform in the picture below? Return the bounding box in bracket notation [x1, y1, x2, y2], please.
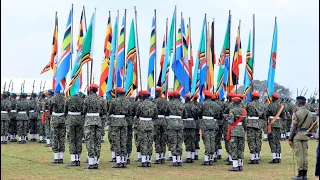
[36, 93, 46, 143]
[1, 92, 11, 144]
[16, 93, 30, 143]
[9, 94, 18, 142]
[28, 93, 38, 142]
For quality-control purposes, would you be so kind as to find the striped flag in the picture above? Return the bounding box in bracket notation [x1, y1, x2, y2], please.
[229, 23, 242, 92]
[243, 31, 253, 103]
[207, 21, 215, 92]
[147, 17, 156, 92]
[156, 34, 166, 87]
[54, 8, 73, 93]
[40, 62, 51, 74]
[117, 15, 126, 88]
[186, 24, 194, 91]
[266, 18, 278, 103]
[98, 14, 112, 97]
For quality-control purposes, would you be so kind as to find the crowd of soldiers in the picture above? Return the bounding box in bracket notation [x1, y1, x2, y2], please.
[1, 84, 319, 174]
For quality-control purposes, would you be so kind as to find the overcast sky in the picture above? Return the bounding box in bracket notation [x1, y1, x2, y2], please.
[1, 0, 319, 97]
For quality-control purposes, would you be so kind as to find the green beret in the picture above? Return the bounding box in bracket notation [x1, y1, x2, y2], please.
[32, 93, 37, 97]
[10, 92, 17, 97]
[21, 93, 27, 97]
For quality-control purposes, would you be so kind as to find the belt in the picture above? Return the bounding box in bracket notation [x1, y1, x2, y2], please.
[40, 111, 44, 113]
[248, 116, 259, 120]
[11, 110, 17, 112]
[169, 115, 181, 119]
[237, 122, 243, 126]
[269, 116, 279, 119]
[311, 112, 317, 115]
[158, 115, 165, 118]
[1, 111, 8, 114]
[110, 114, 114, 117]
[52, 112, 64, 116]
[68, 111, 81, 115]
[87, 113, 100, 117]
[113, 115, 125, 118]
[183, 118, 194, 121]
[202, 116, 214, 120]
[18, 111, 27, 114]
[140, 117, 152, 121]
[297, 128, 308, 132]
[29, 110, 35, 112]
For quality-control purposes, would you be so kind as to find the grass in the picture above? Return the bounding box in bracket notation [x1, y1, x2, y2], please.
[1, 138, 318, 180]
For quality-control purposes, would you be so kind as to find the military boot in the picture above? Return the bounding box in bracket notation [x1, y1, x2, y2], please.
[108, 158, 116, 162]
[137, 162, 148, 167]
[83, 165, 95, 169]
[194, 155, 199, 160]
[126, 159, 130, 165]
[183, 158, 193, 163]
[93, 164, 99, 169]
[59, 159, 64, 164]
[228, 167, 240, 171]
[153, 159, 161, 164]
[51, 159, 60, 164]
[268, 159, 278, 164]
[201, 161, 210, 166]
[217, 155, 222, 159]
[160, 158, 166, 164]
[248, 159, 255, 164]
[76, 161, 81, 166]
[254, 159, 260, 164]
[65, 161, 77, 168]
[292, 170, 304, 180]
[112, 163, 123, 168]
[169, 162, 179, 167]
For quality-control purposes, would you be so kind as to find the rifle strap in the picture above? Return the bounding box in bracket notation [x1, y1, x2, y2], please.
[268, 104, 284, 134]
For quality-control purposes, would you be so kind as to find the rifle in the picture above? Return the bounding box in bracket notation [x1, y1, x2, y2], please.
[303, 89, 308, 97]
[42, 81, 46, 92]
[3, 82, 7, 94]
[7, 79, 12, 92]
[20, 82, 23, 100]
[11, 83, 14, 93]
[305, 120, 318, 136]
[30, 80, 35, 99]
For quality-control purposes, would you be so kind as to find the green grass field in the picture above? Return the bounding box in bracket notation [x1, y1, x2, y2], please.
[1, 139, 318, 180]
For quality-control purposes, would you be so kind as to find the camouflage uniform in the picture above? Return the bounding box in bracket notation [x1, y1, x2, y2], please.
[36, 93, 46, 143]
[132, 97, 142, 162]
[193, 99, 201, 160]
[109, 92, 130, 168]
[215, 100, 225, 159]
[284, 100, 293, 138]
[49, 93, 66, 163]
[100, 99, 109, 142]
[136, 97, 157, 167]
[43, 92, 53, 146]
[152, 94, 169, 164]
[126, 98, 134, 162]
[9, 94, 18, 141]
[16, 93, 30, 143]
[166, 95, 185, 166]
[223, 100, 233, 162]
[1, 92, 11, 144]
[262, 103, 269, 141]
[28, 93, 38, 141]
[246, 99, 264, 163]
[266, 99, 284, 163]
[65, 94, 84, 166]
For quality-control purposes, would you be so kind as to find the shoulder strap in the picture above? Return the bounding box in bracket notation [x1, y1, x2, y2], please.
[294, 111, 309, 127]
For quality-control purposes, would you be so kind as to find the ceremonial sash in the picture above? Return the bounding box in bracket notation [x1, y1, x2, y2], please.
[42, 110, 50, 124]
[267, 104, 284, 134]
[227, 109, 247, 141]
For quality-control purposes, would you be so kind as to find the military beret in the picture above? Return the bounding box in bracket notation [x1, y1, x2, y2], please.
[21, 93, 27, 97]
[116, 87, 125, 93]
[236, 94, 243, 99]
[232, 97, 241, 101]
[89, 83, 99, 90]
[32, 93, 37, 97]
[173, 91, 180, 96]
[156, 87, 162, 92]
[211, 94, 217, 100]
[139, 90, 150, 96]
[251, 91, 261, 97]
[185, 93, 190, 98]
[204, 90, 212, 97]
[194, 93, 199, 99]
[168, 91, 173, 97]
[227, 92, 236, 97]
[10, 93, 17, 97]
[48, 89, 53, 93]
[272, 93, 279, 99]
[296, 96, 306, 102]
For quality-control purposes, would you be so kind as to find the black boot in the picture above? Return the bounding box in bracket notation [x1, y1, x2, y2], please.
[292, 170, 303, 180]
[239, 166, 243, 171]
[83, 165, 95, 169]
[254, 159, 260, 164]
[109, 158, 116, 162]
[228, 167, 240, 171]
[268, 159, 278, 164]
[183, 158, 193, 163]
[153, 159, 161, 164]
[93, 164, 99, 169]
[147, 162, 152, 167]
[161, 158, 166, 164]
[122, 163, 127, 168]
[112, 163, 123, 168]
[217, 155, 222, 159]
[303, 170, 307, 180]
[248, 159, 255, 164]
[126, 159, 130, 165]
[194, 155, 199, 160]
[137, 162, 147, 167]
[76, 161, 81, 166]
[59, 159, 64, 164]
[201, 161, 210, 166]
[51, 159, 60, 164]
[66, 161, 77, 168]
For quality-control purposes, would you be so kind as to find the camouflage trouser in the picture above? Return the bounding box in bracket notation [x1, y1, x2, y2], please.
[139, 130, 154, 156]
[247, 127, 262, 154]
[101, 117, 106, 137]
[126, 125, 133, 155]
[202, 129, 216, 156]
[230, 136, 245, 160]
[9, 120, 17, 135]
[110, 126, 127, 156]
[108, 130, 114, 151]
[215, 125, 223, 150]
[223, 122, 231, 153]
[85, 125, 101, 158]
[66, 119, 84, 154]
[134, 119, 141, 152]
[1, 120, 10, 136]
[45, 116, 51, 139]
[51, 122, 66, 153]
[29, 118, 38, 134]
[38, 119, 46, 137]
[154, 125, 167, 153]
[262, 120, 268, 134]
[17, 120, 29, 137]
[167, 129, 183, 156]
[184, 128, 196, 152]
[195, 128, 200, 149]
[286, 119, 292, 132]
[268, 127, 281, 153]
[280, 119, 287, 135]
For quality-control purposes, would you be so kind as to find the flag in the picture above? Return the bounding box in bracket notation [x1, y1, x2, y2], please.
[156, 34, 166, 87]
[243, 31, 253, 103]
[207, 21, 215, 92]
[124, 19, 137, 98]
[147, 17, 156, 92]
[49, 13, 58, 90]
[98, 14, 112, 97]
[215, 15, 231, 99]
[65, 8, 87, 96]
[186, 24, 194, 91]
[54, 8, 73, 93]
[106, 14, 119, 99]
[66, 11, 95, 96]
[266, 18, 278, 103]
[40, 62, 51, 74]
[229, 24, 242, 92]
[117, 15, 126, 88]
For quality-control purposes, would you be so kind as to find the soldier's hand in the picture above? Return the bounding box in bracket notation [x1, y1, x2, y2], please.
[288, 140, 294, 148]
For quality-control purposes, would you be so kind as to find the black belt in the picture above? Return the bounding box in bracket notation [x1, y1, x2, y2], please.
[296, 128, 308, 132]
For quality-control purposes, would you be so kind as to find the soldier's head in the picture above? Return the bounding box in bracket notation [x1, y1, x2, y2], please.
[47, 89, 54, 97]
[203, 90, 212, 100]
[185, 94, 191, 102]
[251, 91, 261, 101]
[172, 91, 180, 99]
[227, 92, 236, 101]
[40, 92, 46, 99]
[2, 91, 9, 99]
[115, 87, 125, 97]
[168, 91, 173, 100]
[232, 97, 241, 105]
[311, 97, 316, 104]
[236, 94, 244, 100]
[10, 93, 17, 99]
[87, 84, 99, 95]
[211, 94, 217, 101]
[155, 87, 162, 98]
[296, 96, 306, 107]
[193, 93, 199, 101]
[32, 93, 37, 98]
[139, 90, 150, 100]
[21, 92, 27, 99]
[272, 93, 279, 102]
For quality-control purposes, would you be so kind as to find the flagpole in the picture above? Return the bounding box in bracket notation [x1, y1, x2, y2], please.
[188, 17, 192, 94]
[89, 8, 96, 86]
[181, 12, 186, 95]
[227, 10, 231, 93]
[251, 14, 255, 92]
[236, 19, 240, 93]
[212, 18, 215, 93]
[134, 6, 142, 92]
[82, 6, 89, 89]
[173, 5, 177, 91]
[123, 9, 127, 88]
[165, 18, 169, 98]
[115, 10, 119, 97]
[70, 4, 74, 72]
[154, 9, 157, 90]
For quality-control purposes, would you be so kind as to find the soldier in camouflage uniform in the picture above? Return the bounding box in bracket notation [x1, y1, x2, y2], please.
[199, 91, 222, 165]
[126, 97, 134, 164]
[214, 94, 224, 160]
[284, 98, 293, 139]
[37, 92, 46, 143]
[109, 88, 130, 168]
[65, 93, 84, 167]
[28, 93, 38, 142]
[182, 93, 198, 164]
[246, 92, 264, 164]
[166, 91, 186, 167]
[132, 94, 142, 162]
[166, 91, 174, 161]
[307, 98, 318, 138]
[83, 84, 105, 169]
[16, 93, 30, 144]
[228, 97, 246, 172]
[223, 92, 236, 163]
[49, 91, 66, 164]
[100, 98, 108, 143]
[265, 93, 285, 163]
[192, 94, 201, 160]
[1, 92, 11, 144]
[136, 90, 157, 167]
[9, 93, 18, 142]
[153, 87, 169, 164]
[44, 90, 54, 147]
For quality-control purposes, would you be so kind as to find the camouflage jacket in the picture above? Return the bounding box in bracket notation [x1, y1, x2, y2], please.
[199, 99, 221, 130]
[215, 100, 225, 125]
[28, 98, 38, 120]
[246, 100, 264, 129]
[283, 102, 294, 120]
[165, 98, 185, 130]
[126, 98, 134, 126]
[183, 101, 198, 129]
[229, 104, 246, 137]
[9, 98, 17, 120]
[108, 95, 130, 127]
[131, 100, 142, 129]
[36, 98, 45, 119]
[153, 97, 169, 125]
[83, 94, 104, 126]
[266, 101, 285, 128]
[1, 98, 11, 121]
[16, 98, 30, 120]
[136, 99, 157, 131]
[65, 95, 84, 125]
[49, 93, 66, 124]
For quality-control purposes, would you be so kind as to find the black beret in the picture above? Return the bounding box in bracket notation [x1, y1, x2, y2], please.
[296, 96, 306, 102]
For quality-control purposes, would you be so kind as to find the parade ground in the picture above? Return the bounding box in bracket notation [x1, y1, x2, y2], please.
[1, 140, 318, 180]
